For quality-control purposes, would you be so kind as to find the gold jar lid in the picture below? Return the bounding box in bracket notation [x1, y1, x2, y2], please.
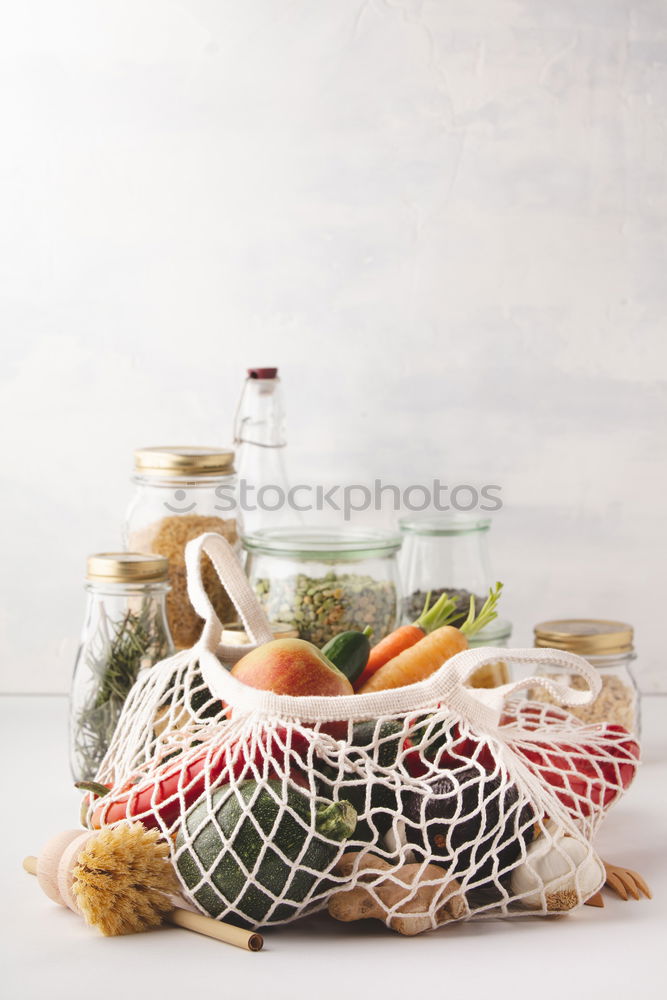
[134, 446, 235, 477]
[221, 621, 299, 646]
[534, 618, 634, 656]
[87, 552, 169, 583]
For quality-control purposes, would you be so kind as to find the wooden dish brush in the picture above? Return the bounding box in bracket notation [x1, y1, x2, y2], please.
[23, 822, 263, 951]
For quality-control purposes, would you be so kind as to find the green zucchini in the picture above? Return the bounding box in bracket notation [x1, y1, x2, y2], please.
[175, 779, 356, 928]
[321, 626, 372, 684]
[318, 718, 404, 844]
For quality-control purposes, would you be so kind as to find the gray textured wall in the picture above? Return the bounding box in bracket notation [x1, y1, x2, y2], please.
[1, 1, 665, 692]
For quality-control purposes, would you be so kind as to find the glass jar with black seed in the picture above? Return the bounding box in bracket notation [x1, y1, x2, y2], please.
[399, 514, 496, 626]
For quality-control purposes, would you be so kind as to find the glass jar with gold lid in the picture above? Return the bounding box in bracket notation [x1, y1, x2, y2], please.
[70, 553, 174, 782]
[533, 619, 639, 736]
[123, 446, 239, 649]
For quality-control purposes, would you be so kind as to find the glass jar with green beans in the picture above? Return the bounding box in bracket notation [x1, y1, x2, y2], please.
[242, 527, 402, 648]
[70, 552, 174, 782]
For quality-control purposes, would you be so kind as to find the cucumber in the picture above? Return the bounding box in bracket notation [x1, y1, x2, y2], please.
[175, 779, 356, 928]
[321, 627, 372, 684]
[318, 719, 404, 844]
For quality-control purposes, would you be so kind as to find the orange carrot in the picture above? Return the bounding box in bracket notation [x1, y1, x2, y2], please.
[353, 591, 460, 691]
[358, 625, 469, 693]
[358, 583, 503, 694]
[354, 625, 424, 690]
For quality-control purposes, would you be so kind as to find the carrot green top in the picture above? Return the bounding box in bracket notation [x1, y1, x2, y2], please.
[415, 583, 503, 638]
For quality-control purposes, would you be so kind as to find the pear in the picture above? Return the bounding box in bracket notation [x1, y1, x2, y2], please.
[231, 638, 354, 697]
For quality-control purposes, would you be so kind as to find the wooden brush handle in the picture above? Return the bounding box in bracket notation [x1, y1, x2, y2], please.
[24, 855, 262, 952]
[168, 908, 263, 951]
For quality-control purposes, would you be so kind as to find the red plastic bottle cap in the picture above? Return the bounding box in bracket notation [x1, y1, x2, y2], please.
[247, 367, 278, 379]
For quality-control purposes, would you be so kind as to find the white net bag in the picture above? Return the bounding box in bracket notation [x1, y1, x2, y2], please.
[85, 534, 639, 934]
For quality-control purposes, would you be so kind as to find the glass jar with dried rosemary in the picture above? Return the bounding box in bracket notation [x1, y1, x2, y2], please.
[70, 552, 174, 782]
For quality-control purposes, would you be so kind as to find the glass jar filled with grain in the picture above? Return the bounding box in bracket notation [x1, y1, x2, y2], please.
[532, 619, 640, 736]
[70, 553, 173, 782]
[123, 447, 239, 649]
[243, 527, 402, 648]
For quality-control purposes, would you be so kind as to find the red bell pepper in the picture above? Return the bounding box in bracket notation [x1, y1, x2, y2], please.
[85, 726, 312, 830]
[402, 721, 496, 777]
[511, 722, 639, 817]
[401, 706, 638, 822]
[499, 702, 639, 815]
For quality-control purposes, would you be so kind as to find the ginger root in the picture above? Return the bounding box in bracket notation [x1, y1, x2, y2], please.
[328, 852, 467, 936]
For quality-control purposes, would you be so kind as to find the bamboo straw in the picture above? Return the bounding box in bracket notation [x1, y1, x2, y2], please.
[167, 907, 263, 951]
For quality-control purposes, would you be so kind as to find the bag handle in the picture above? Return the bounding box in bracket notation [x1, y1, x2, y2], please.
[184, 532, 602, 726]
[427, 645, 602, 731]
[194, 639, 602, 728]
[440, 645, 601, 708]
[185, 532, 274, 661]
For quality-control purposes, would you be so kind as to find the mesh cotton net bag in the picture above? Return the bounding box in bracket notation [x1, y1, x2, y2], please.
[86, 533, 639, 934]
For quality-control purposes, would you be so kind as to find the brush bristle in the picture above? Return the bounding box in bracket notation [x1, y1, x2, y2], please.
[72, 823, 180, 936]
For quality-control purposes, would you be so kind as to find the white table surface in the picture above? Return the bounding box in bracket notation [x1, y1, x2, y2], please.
[2, 695, 665, 1000]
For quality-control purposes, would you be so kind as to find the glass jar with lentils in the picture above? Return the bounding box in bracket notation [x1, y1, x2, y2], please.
[243, 527, 401, 648]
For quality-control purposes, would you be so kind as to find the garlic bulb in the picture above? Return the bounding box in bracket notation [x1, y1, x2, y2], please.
[382, 818, 415, 862]
[511, 830, 604, 910]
